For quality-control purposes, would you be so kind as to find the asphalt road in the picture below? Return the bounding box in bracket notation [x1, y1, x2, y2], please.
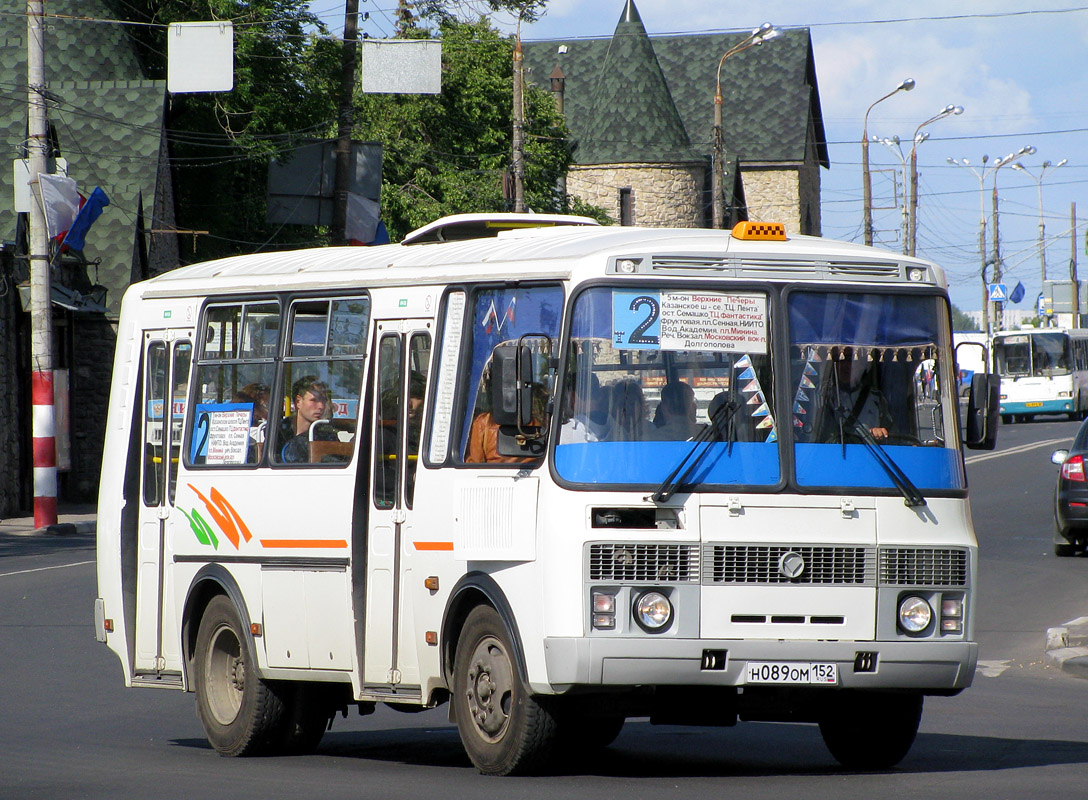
[3, 418, 1088, 799]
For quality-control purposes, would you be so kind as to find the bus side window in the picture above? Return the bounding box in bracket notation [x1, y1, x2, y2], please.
[188, 301, 278, 468]
[459, 284, 563, 464]
[405, 333, 430, 508]
[275, 297, 369, 466]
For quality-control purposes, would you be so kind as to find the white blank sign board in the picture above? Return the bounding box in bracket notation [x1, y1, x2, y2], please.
[360, 40, 442, 95]
[168, 22, 234, 94]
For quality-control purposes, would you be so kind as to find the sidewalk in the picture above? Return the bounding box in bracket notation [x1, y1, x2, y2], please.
[0, 504, 97, 537]
[1045, 617, 1088, 679]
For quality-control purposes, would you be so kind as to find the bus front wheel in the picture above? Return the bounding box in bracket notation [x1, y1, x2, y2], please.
[193, 595, 285, 756]
[452, 605, 558, 775]
[818, 691, 923, 770]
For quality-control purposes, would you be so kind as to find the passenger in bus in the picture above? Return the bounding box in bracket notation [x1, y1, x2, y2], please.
[818, 348, 893, 443]
[606, 379, 649, 441]
[560, 373, 610, 444]
[467, 383, 548, 464]
[280, 375, 338, 463]
[648, 380, 701, 440]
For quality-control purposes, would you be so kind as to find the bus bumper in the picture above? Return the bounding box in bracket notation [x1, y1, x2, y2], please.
[1000, 399, 1071, 415]
[542, 636, 978, 692]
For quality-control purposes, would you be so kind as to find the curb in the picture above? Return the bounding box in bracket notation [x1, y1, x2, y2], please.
[1045, 617, 1088, 679]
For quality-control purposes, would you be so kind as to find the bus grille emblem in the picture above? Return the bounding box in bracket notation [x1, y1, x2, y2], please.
[778, 551, 806, 580]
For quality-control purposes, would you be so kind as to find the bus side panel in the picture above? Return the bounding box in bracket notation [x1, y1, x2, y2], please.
[96, 287, 147, 684]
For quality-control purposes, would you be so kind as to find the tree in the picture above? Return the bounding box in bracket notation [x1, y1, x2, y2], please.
[950, 304, 979, 332]
[352, 17, 590, 240]
[116, 1, 340, 261]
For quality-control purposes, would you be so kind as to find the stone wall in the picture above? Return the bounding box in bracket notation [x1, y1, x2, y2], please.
[742, 168, 806, 235]
[67, 316, 116, 502]
[568, 163, 705, 227]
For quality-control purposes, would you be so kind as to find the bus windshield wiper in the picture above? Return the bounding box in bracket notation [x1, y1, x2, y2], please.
[651, 400, 739, 504]
[830, 406, 927, 508]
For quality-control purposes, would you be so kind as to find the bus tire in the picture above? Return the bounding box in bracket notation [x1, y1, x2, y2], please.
[452, 605, 558, 775]
[818, 691, 922, 770]
[194, 594, 285, 757]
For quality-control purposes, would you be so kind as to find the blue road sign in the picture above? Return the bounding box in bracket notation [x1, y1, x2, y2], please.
[988, 283, 1008, 302]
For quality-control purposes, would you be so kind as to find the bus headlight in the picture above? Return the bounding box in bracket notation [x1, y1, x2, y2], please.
[898, 595, 933, 634]
[634, 591, 672, 632]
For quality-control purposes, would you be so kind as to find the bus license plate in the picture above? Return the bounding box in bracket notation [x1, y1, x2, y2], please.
[1025, 402, 1043, 408]
[745, 662, 838, 685]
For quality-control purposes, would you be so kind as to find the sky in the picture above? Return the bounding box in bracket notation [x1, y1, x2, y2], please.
[306, 1, 1088, 314]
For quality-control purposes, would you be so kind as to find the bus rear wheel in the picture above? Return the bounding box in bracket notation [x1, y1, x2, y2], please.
[194, 595, 285, 756]
[452, 605, 558, 775]
[818, 691, 923, 770]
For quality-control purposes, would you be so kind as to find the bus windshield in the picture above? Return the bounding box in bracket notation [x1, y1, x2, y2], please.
[554, 286, 963, 493]
[993, 332, 1071, 377]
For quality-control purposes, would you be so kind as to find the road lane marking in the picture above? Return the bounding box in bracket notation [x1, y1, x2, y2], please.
[964, 437, 1070, 464]
[976, 659, 1011, 677]
[0, 559, 94, 578]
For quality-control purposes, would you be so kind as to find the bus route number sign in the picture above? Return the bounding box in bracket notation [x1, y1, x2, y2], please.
[745, 661, 838, 685]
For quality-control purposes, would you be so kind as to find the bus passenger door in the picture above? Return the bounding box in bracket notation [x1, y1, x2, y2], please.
[133, 330, 192, 678]
[364, 321, 431, 690]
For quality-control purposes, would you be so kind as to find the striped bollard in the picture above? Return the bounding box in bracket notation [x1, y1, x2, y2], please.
[32, 370, 58, 529]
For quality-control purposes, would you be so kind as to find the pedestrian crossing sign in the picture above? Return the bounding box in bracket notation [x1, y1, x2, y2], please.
[988, 283, 1008, 302]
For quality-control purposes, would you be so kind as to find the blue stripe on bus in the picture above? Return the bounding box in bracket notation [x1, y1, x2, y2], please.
[554, 441, 780, 486]
[794, 443, 964, 490]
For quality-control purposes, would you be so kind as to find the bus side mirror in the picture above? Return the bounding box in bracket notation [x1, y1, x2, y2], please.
[964, 373, 1000, 450]
[490, 345, 533, 427]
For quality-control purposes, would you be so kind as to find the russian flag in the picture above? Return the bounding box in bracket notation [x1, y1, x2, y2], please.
[61, 187, 109, 251]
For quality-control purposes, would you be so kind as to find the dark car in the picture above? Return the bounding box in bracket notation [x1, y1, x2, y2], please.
[1051, 419, 1088, 556]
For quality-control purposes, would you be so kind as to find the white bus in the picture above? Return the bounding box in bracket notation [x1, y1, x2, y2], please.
[95, 215, 999, 775]
[992, 328, 1088, 422]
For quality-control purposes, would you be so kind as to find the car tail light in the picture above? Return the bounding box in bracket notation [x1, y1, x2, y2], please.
[1062, 455, 1086, 482]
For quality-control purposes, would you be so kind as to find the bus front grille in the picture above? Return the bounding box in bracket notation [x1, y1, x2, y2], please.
[704, 545, 875, 585]
[588, 543, 700, 583]
[879, 548, 968, 586]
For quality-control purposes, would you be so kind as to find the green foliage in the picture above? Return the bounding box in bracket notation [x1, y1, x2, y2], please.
[116, 1, 339, 261]
[950, 304, 979, 331]
[354, 18, 582, 240]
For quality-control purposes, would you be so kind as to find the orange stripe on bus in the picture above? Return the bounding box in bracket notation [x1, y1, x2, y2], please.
[259, 539, 348, 549]
[414, 541, 454, 551]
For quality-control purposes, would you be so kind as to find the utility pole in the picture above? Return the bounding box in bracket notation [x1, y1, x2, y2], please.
[332, 0, 360, 244]
[1073, 202, 1080, 328]
[511, 32, 526, 213]
[27, 0, 57, 528]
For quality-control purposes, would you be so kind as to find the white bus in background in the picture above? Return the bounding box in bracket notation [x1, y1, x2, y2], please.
[94, 214, 999, 775]
[992, 328, 1088, 422]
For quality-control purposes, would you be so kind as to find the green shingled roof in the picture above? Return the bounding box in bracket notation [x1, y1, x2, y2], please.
[523, 5, 827, 169]
[1, 1, 168, 314]
[575, 2, 701, 165]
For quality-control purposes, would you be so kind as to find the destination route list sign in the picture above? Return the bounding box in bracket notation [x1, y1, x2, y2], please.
[612, 290, 767, 353]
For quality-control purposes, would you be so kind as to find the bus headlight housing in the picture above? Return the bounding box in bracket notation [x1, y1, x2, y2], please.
[634, 591, 673, 632]
[898, 595, 933, 634]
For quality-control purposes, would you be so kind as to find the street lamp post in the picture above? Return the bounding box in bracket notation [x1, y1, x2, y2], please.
[862, 78, 914, 246]
[991, 145, 1037, 330]
[1012, 158, 1067, 287]
[907, 104, 963, 256]
[712, 23, 778, 229]
[947, 155, 992, 339]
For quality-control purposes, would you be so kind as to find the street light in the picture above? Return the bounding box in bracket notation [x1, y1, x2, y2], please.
[991, 145, 1037, 330]
[1012, 158, 1067, 286]
[907, 104, 963, 256]
[712, 22, 779, 229]
[877, 135, 909, 254]
[862, 77, 914, 245]
[948, 155, 994, 339]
